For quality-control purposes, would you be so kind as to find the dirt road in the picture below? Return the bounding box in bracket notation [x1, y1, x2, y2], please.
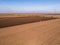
[0, 19, 60, 45]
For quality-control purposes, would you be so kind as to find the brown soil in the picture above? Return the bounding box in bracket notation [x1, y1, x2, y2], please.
[0, 15, 57, 28]
[0, 19, 60, 45]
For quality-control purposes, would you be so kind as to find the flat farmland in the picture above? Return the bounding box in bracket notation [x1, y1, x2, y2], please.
[0, 14, 60, 45]
[0, 14, 57, 28]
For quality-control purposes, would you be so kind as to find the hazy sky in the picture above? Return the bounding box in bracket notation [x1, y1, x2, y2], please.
[0, 0, 60, 13]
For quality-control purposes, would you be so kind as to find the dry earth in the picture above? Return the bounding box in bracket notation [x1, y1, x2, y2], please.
[0, 16, 57, 28]
[0, 14, 60, 45]
[0, 14, 60, 18]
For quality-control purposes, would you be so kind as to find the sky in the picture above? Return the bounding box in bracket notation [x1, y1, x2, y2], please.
[0, 0, 60, 13]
